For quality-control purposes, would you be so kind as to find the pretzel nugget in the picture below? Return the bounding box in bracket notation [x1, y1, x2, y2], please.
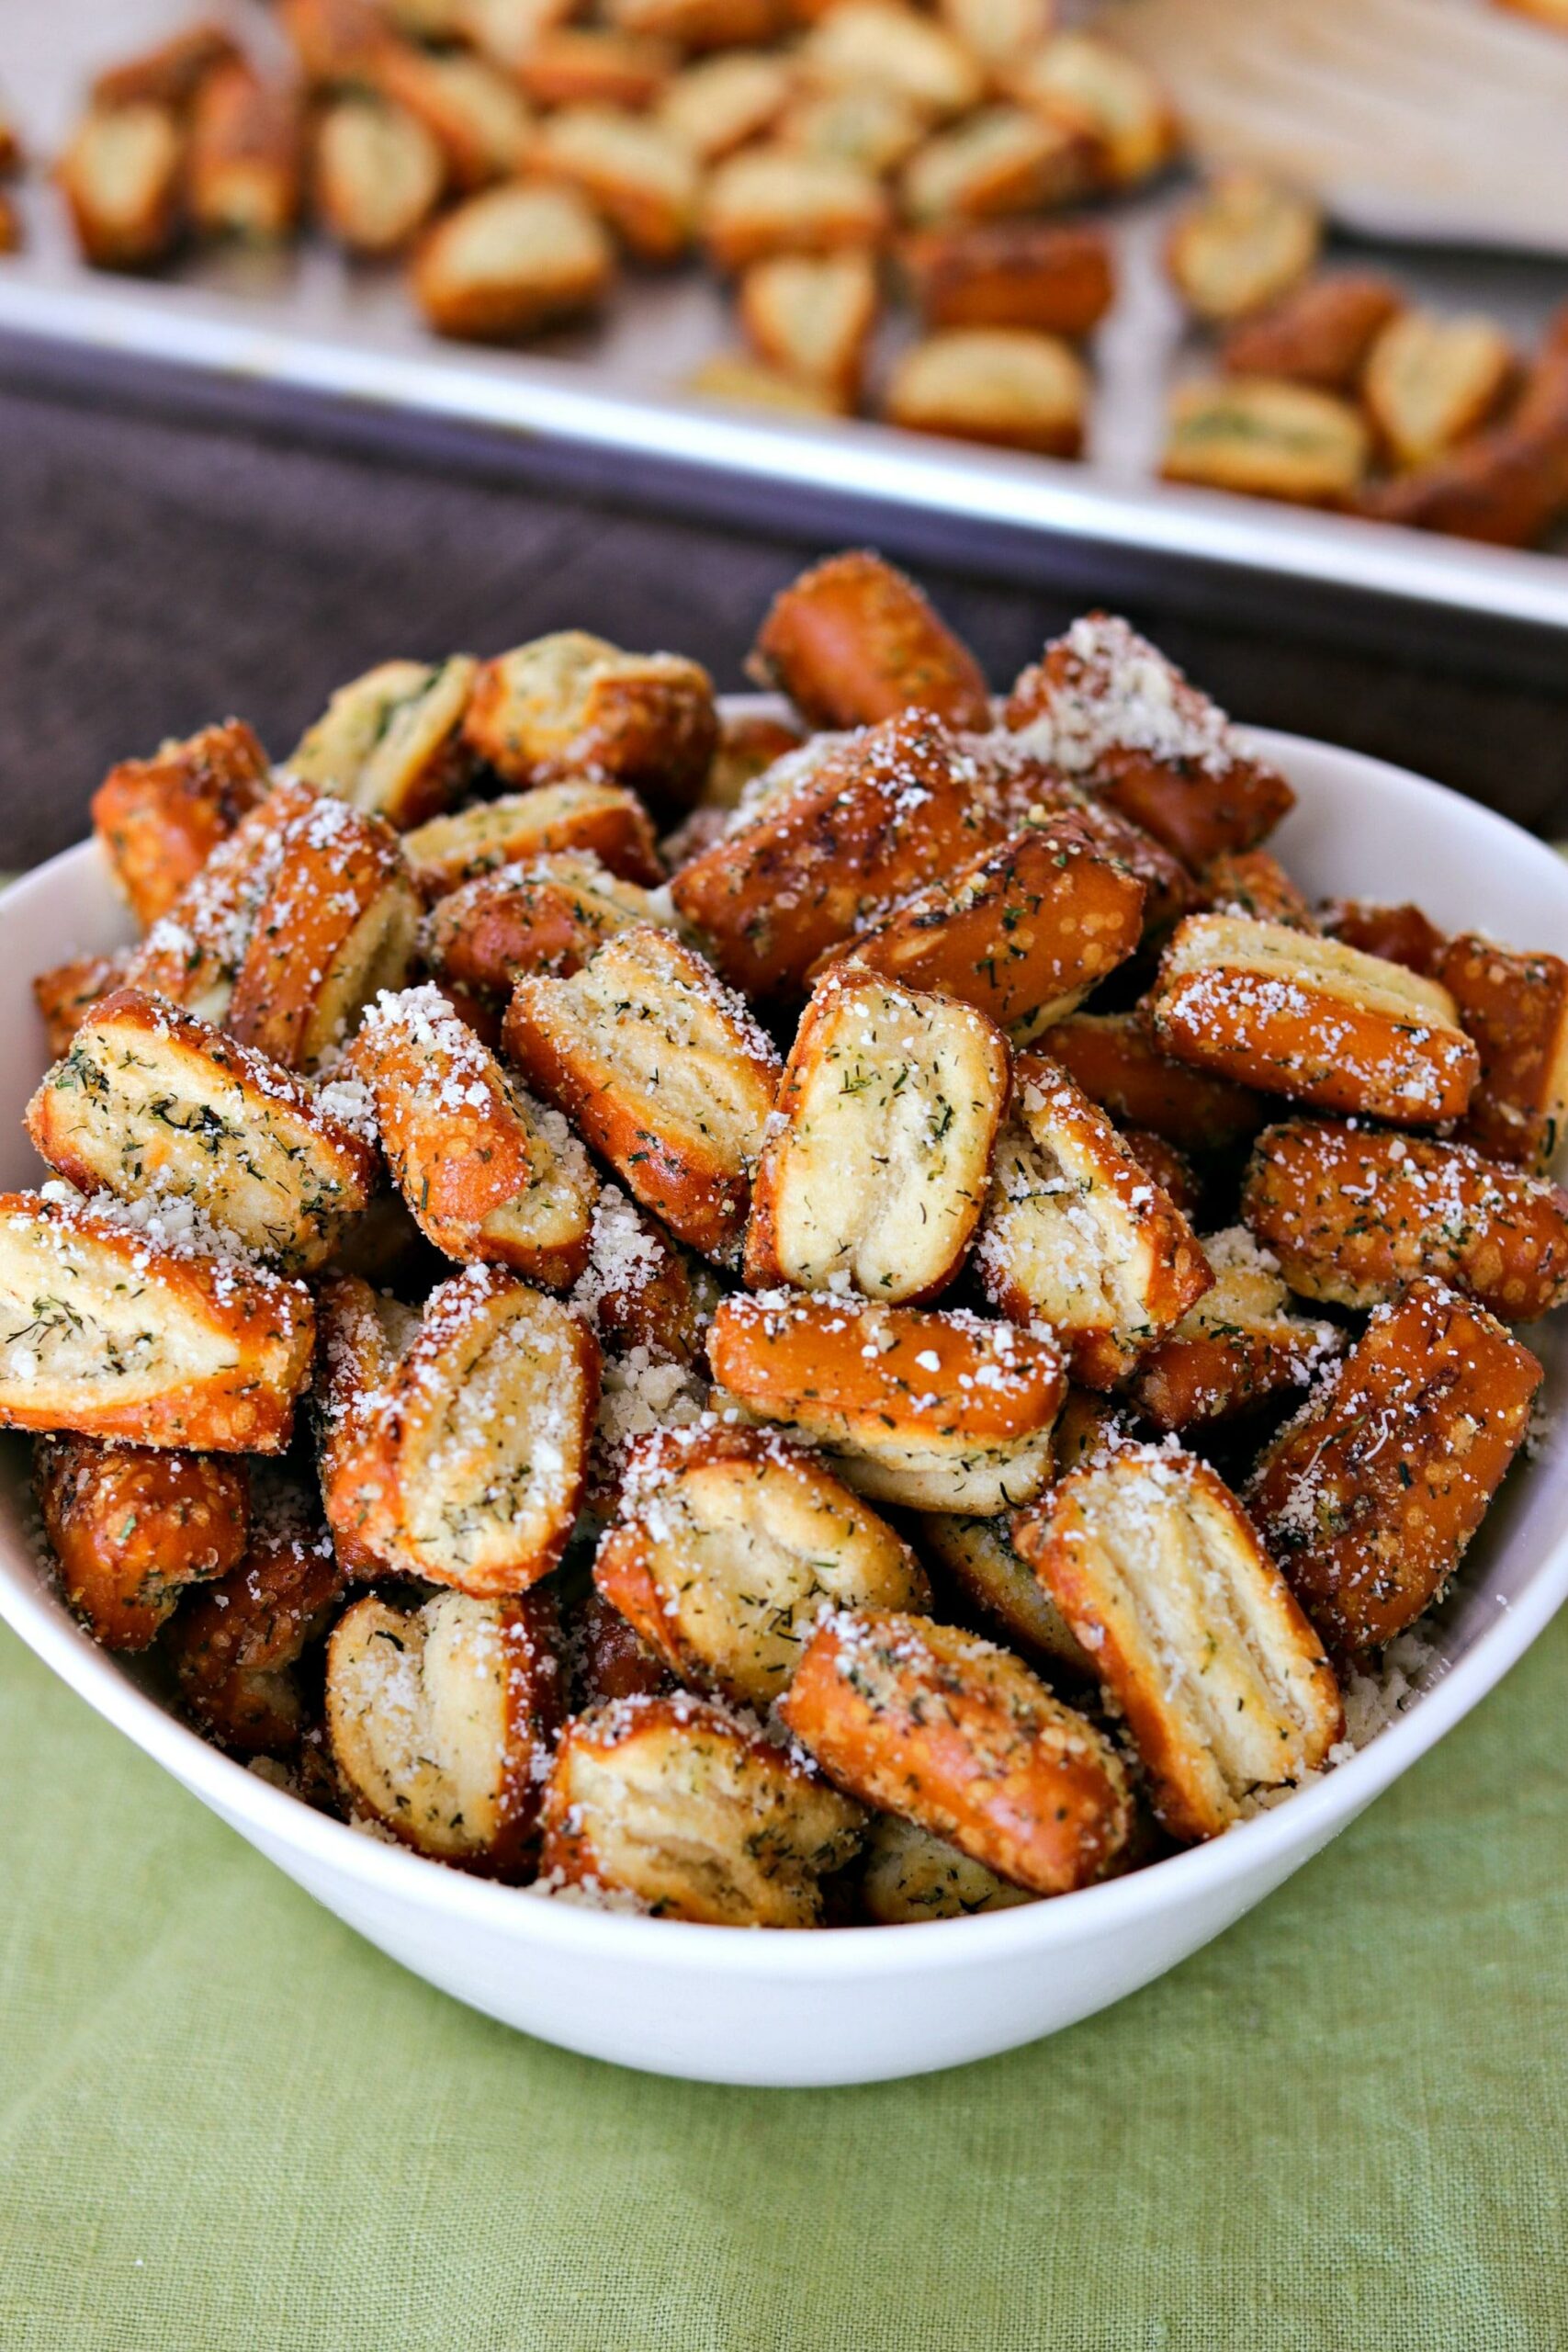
[569, 1587, 673, 1708]
[91, 718, 270, 928]
[1129, 1225, 1342, 1433]
[540, 1691, 865, 1926]
[35, 1435, 248, 1652]
[886, 326, 1089, 458]
[975, 1053, 1211, 1386]
[541, 106, 699, 264]
[748, 550, 991, 734]
[1220, 272, 1404, 393]
[1319, 899, 1445, 978]
[1166, 172, 1320, 324]
[369, 46, 535, 192]
[1247, 1279, 1541, 1653]
[1435, 933, 1568, 1174]
[1242, 1121, 1568, 1321]
[1117, 1126, 1201, 1220]
[118, 776, 321, 1024]
[818, 808, 1148, 1042]
[422, 852, 675, 1009]
[1017, 1446, 1340, 1841]
[58, 103, 186, 272]
[898, 107, 1088, 230]
[164, 1484, 345, 1755]
[327, 1589, 561, 1875]
[861, 1813, 1034, 1922]
[915, 1510, 1091, 1677]
[505, 927, 781, 1261]
[1149, 914, 1481, 1127]
[0, 1192, 313, 1450]
[413, 181, 615, 343]
[778, 81, 927, 177]
[570, 1184, 715, 1364]
[516, 28, 674, 111]
[1044, 1012, 1266, 1154]
[1362, 310, 1515, 471]
[27, 990, 377, 1274]
[227, 794, 420, 1071]
[1004, 614, 1294, 867]
[781, 1610, 1130, 1894]
[189, 62, 303, 243]
[463, 630, 716, 821]
[403, 783, 663, 902]
[32, 953, 132, 1059]
[321, 1263, 598, 1594]
[746, 970, 1008, 1304]
[901, 219, 1115, 340]
[798, 4, 983, 120]
[670, 711, 1001, 997]
[286, 657, 478, 831]
[1199, 848, 1315, 932]
[353, 982, 597, 1283]
[707, 1291, 1066, 1513]
[313, 1274, 421, 1577]
[1006, 31, 1177, 189]
[739, 250, 878, 409]
[595, 1425, 930, 1707]
[657, 51, 795, 163]
[938, 0, 1053, 73]
[280, 0, 386, 86]
[702, 146, 889, 271]
[314, 95, 445, 257]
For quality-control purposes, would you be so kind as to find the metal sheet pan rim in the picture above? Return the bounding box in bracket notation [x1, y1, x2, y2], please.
[6, 270, 1568, 635]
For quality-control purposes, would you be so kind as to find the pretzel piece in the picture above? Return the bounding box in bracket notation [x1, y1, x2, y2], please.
[706, 1290, 1065, 1512]
[1242, 1119, 1568, 1319]
[1016, 1443, 1342, 1840]
[91, 718, 270, 929]
[670, 710, 1002, 997]
[164, 1482, 345, 1754]
[327, 1589, 561, 1874]
[1149, 914, 1480, 1126]
[505, 927, 782, 1261]
[1043, 1011, 1266, 1153]
[28, 989, 378, 1273]
[594, 1424, 930, 1708]
[702, 144, 889, 270]
[352, 983, 597, 1283]
[901, 219, 1114, 339]
[1247, 1279, 1541, 1653]
[286, 657, 478, 830]
[1129, 1224, 1343, 1431]
[815, 808, 1147, 1042]
[915, 1510, 1091, 1676]
[226, 794, 420, 1071]
[189, 61, 303, 243]
[314, 94, 445, 256]
[540, 1691, 866, 1925]
[745, 969, 1008, 1303]
[1004, 615, 1294, 866]
[1220, 271, 1403, 393]
[315, 1264, 598, 1595]
[1319, 899, 1445, 978]
[748, 551, 991, 733]
[462, 629, 716, 820]
[412, 181, 615, 342]
[1435, 932, 1568, 1174]
[975, 1053, 1212, 1386]
[34, 1435, 248, 1652]
[1166, 170, 1320, 323]
[422, 852, 676, 1007]
[32, 953, 132, 1059]
[781, 1609, 1130, 1894]
[1198, 848, 1316, 932]
[541, 105, 700, 264]
[403, 781, 663, 900]
[0, 1192, 313, 1450]
[58, 105, 186, 271]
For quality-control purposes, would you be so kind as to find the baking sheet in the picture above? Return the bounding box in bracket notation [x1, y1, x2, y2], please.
[4, 0, 1568, 648]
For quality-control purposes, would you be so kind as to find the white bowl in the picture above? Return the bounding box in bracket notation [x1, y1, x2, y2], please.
[2, 724, 1566, 2087]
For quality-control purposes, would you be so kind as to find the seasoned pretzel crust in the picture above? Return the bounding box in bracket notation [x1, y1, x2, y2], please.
[91, 718, 270, 930]
[1435, 932, 1568, 1175]
[35, 1434, 249, 1652]
[463, 630, 717, 817]
[164, 1482, 345, 1755]
[1149, 913, 1480, 1126]
[504, 926, 782, 1262]
[422, 853, 675, 1005]
[915, 1509, 1091, 1675]
[594, 1422, 930, 1707]
[706, 1289, 1066, 1512]
[744, 968, 1009, 1304]
[748, 549, 992, 732]
[1242, 1120, 1568, 1320]
[1016, 1443, 1342, 1841]
[1247, 1278, 1541, 1654]
[781, 1608, 1131, 1894]
[1129, 1224, 1342, 1432]
[1043, 1011, 1267, 1154]
[540, 1690, 866, 1925]
[403, 781, 664, 901]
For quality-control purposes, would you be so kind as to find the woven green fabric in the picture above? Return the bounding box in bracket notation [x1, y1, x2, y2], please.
[2, 1616, 1565, 2352]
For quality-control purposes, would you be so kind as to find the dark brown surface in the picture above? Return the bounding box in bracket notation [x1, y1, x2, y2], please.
[3, 379, 1568, 872]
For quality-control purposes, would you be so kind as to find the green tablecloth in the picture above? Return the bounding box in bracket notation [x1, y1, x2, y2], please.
[2, 1614, 1565, 2351]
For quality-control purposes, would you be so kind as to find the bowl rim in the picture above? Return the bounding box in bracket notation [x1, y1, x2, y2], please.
[2, 720, 1566, 1978]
